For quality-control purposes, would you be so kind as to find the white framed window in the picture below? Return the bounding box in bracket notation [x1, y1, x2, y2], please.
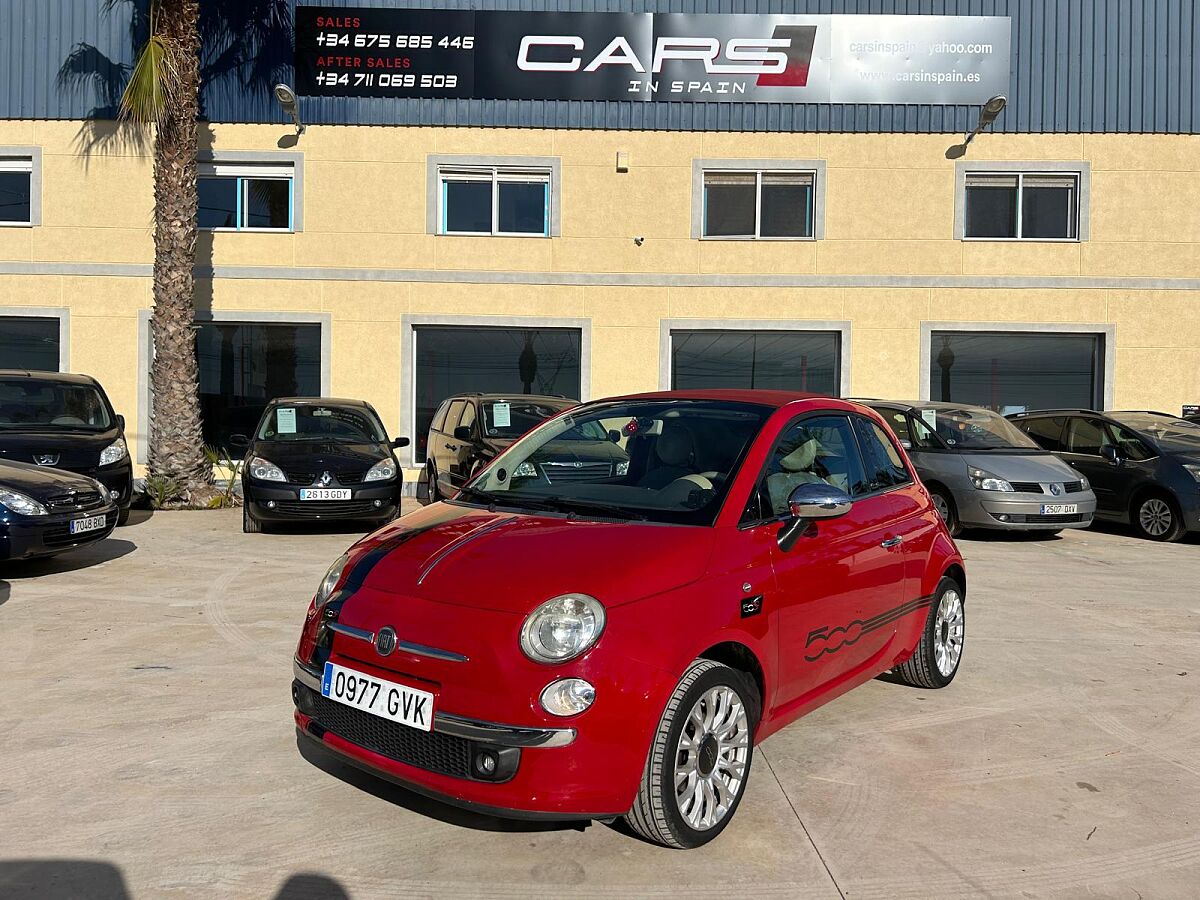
[198, 160, 296, 232]
[0, 151, 38, 227]
[437, 166, 552, 237]
[702, 170, 816, 239]
[955, 162, 1090, 242]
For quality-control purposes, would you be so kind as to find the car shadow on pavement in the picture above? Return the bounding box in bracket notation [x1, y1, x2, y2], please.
[956, 528, 1063, 543]
[0, 539, 137, 579]
[0, 581, 8, 607]
[297, 735, 592, 835]
[0, 861, 352, 900]
[122, 508, 155, 527]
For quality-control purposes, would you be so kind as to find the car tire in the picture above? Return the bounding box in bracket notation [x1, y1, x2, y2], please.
[116, 506, 130, 527]
[893, 577, 965, 689]
[625, 659, 758, 850]
[425, 466, 439, 505]
[1132, 492, 1186, 542]
[929, 487, 961, 537]
[242, 506, 263, 534]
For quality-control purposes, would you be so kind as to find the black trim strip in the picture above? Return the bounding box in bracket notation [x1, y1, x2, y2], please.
[804, 595, 934, 662]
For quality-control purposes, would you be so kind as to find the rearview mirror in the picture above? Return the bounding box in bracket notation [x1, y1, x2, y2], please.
[778, 483, 853, 552]
[453, 425, 473, 442]
[607, 429, 622, 443]
[392, 436, 410, 449]
[1100, 444, 1124, 466]
[228, 433, 250, 449]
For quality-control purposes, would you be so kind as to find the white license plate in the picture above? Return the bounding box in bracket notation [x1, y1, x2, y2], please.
[69, 514, 107, 535]
[321, 662, 434, 732]
[300, 488, 351, 501]
[1041, 504, 1078, 515]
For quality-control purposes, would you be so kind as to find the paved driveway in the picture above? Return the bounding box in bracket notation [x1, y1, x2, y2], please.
[1, 508, 1198, 899]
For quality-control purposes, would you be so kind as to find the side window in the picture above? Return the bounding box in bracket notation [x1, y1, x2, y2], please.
[877, 409, 911, 446]
[1108, 423, 1154, 461]
[1065, 417, 1109, 455]
[852, 416, 912, 492]
[444, 400, 466, 432]
[1019, 416, 1067, 452]
[458, 401, 477, 432]
[430, 400, 452, 433]
[908, 415, 940, 449]
[755, 415, 866, 518]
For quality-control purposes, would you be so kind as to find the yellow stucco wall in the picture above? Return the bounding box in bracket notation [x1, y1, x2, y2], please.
[1, 120, 1198, 473]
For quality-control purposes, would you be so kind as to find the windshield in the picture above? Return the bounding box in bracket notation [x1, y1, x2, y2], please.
[482, 400, 576, 440]
[1109, 413, 1200, 454]
[467, 399, 771, 525]
[0, 378, 113, 431]
[257, 405, 387, 443]
[917, 406, 1041, 451]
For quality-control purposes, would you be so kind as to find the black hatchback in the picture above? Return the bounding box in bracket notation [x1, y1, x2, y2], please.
[233, 398, 409, 533]
[0, 458, 118, 560]
[1008, 409, 1200, 541]
[0, 370, 133, 524]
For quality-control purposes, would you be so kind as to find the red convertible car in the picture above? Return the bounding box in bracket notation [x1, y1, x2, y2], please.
[292, 391, 966, 848]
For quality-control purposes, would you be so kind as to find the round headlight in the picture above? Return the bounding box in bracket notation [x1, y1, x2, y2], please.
[315, 552, 351, 609]
[520, 593, 605, 664]
[540, 678, 596, 717]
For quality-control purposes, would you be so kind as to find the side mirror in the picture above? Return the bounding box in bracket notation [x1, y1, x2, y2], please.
[778, 484, 853, 552]
[392, 436, 410, 449]
[453, 425, 473, 442]
[115, 414, 126, 431]
[1100, 444, 1124, 466]
[228, 433, 250, 449]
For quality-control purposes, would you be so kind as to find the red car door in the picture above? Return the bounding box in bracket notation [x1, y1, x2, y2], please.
[758, 414, 907, 713]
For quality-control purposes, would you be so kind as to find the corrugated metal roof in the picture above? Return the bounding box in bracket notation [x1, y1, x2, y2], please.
[3, 0, 1197, 133]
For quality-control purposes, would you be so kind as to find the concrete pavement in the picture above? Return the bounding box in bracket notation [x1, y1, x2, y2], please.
[1, 507, 1198, 899]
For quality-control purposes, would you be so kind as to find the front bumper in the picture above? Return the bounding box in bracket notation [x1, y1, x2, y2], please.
[245, 479, 402, 522]
[0, 504, 118, 560]
[960, 491, 1097, 530]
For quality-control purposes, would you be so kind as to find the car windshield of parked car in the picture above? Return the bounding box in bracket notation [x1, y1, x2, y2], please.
[467, 399, 770, 525]
[257, 405, 387, 443]
[0, 378, 113, 431]
[1109, 413, 1200, 454]
[482, 400, 576, 440]
[920, 406, 1041, 451]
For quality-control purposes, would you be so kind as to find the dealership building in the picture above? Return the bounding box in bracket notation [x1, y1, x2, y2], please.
[0, 0, 1197, 481]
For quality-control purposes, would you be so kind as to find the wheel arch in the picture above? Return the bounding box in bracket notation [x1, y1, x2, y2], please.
[1128, 482, 1179, 518]
[697, 641, 765, 724]
[942, 562, 967, 597]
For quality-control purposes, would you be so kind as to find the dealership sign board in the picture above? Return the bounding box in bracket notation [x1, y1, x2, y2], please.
[295, 7, 1011, 104]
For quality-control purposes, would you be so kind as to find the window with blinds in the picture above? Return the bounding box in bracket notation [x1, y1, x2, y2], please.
[0, 156, 34, 225]
[702, 170, 815, 239]
[197, 160, 295, 231]
[438, 167, 551, 237]
[964, 172, 1079, 240]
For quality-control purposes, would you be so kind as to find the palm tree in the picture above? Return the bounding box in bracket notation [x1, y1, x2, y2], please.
[121, 0, 212, 499]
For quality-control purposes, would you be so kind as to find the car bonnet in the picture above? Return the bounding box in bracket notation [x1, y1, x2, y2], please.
[957, 450, 1081, 484]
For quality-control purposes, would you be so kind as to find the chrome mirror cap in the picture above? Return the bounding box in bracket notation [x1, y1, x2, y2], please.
[787, 483, 854, 520]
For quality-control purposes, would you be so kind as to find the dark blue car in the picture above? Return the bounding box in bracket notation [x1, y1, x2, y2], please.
[0, 459, 118, 560]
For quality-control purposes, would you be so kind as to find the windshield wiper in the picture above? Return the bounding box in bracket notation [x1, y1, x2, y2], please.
[530, 495, 647, 521]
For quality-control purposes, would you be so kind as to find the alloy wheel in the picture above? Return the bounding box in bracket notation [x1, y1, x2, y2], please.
[1139, 498, 1173, 537]
[932, 493, 951, 523]
[933, 589, 965, 677]
[673, 685, 750, 831]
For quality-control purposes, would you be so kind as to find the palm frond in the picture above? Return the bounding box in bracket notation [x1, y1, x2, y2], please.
[119, 31, 178, 125]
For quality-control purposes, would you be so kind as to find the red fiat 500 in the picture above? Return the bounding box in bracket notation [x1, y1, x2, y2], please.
[293, 391, 966, 848]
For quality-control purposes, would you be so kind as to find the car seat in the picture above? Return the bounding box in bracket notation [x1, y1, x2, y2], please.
[766, 436, 835, 516]
[638, 423, 696, 489]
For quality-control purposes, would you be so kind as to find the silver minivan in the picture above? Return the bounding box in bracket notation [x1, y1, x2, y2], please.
[863, 400, 1098, 536]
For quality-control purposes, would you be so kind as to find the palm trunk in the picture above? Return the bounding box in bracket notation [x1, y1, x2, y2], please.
[147, 0, 212, 497]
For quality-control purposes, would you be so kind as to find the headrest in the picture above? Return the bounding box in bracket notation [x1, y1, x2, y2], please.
[655, 424, 694, 467]
[779, 438, 821, 472]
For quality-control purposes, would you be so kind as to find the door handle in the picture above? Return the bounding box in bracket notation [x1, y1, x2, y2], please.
[881, 536, 903, 549]
[446, 444, 458, 451]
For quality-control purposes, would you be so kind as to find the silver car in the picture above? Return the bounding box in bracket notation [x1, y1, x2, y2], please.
[863, 401, 1098, 536]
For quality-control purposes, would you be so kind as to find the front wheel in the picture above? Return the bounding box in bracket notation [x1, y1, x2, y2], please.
[893, 577, 965, 689]
[929, 487, 961, 537]
[116, 506, 130, 527]
[425, 466, 440, 505]
[1132, 493, 1186, 542]
[625, 660, 758, 849]
[242, 506, 263, 534]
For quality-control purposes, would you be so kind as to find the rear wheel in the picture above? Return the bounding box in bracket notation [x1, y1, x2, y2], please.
[1132, 492, 1186, 542]
[625, 660, 757, 849]
[929, 487, 961, 537]
[242, 506, 263, 534]
[116, 506, 130, 527]
[893, 577, 965, 689]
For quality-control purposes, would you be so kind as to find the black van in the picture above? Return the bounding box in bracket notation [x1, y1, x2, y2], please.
[0, 370, 133, 525]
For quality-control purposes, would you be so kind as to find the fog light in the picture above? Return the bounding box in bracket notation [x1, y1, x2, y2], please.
[997, 514, 1009, 522]
[539, 678, 595, 717]
[109, 489, 119, 500]
[372, 499, 382, 508]
[267, 500, 277, 509]
[474, 749, 498, 776]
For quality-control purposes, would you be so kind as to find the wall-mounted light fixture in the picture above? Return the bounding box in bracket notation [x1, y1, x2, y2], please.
[274, 84, 305, 135]
[963, 94, 1007, 149]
